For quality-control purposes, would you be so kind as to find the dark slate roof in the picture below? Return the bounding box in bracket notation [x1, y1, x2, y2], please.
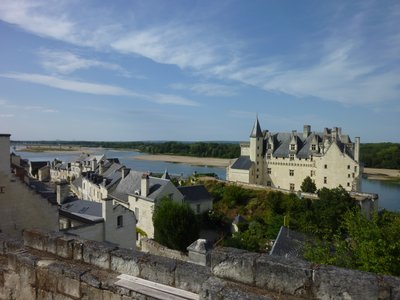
[269, 226, 311, 259]
[102, 163, 124, 178]
[230, 156, 253, 170]
[250, 117, 263, 138]
[29, 161, 48, 170]
[177, 185, 212, 203]
[109, 170, 170, 202]
[60, 199, 103, 223]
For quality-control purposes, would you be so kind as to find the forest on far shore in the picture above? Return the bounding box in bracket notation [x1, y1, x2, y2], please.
[12, 140, 400, 169]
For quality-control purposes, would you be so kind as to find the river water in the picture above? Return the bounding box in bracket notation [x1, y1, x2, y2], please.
[15, 149, 400, 212]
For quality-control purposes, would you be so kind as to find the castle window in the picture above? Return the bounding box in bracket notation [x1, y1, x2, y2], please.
[290, 144, 296, 151]
[352, 173, 355, 178]
[347, 165, 350, 169]
[117, 215, 123, 228]
[348, 174, 350, 178]
[267, 168, 271, 174]
[347, 182, 350, 187]
[324, 177, 327, 184]
[324, 164, 327, 169]
[289, 170, 294, 176]
[267, 144, 271, 149]
[267, 154, 271, 159]
[290, 154, 294, 161]
[354, 166, 357, 172]
[267, 181, 271, 187]
[310, 170, 315, 177]
[311, 144, 316, 151]
[290, 183, 295, 191]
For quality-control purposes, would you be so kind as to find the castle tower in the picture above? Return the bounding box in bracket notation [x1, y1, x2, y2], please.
[249, 117, 263, 184]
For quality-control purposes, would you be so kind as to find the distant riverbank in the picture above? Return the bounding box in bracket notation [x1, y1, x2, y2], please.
[18, 146, 95, 154]
[132, 154, 232, 167]
[363, 168, 400, 181]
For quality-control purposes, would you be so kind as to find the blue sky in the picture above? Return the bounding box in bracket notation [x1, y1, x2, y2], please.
[0, 0, 399, 142]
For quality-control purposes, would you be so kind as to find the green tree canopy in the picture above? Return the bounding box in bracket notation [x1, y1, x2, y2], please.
[153, 199, 199, 252]
[301, 176, 317, 193]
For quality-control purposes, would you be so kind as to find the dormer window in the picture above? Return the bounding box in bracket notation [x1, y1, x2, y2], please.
[311, 144, 316, 151]
[290, 144, 296, 151]
[267, 143, 272, 149]
[290, 154, 295, 161]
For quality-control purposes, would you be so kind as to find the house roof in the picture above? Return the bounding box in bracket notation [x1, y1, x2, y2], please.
[269, 226, 311, 259]
[109, 170, 170, 202]
[60, 199, 103, 223]
[230, 156, 253, 170]
[161, 169, 171, 180]
[177, 185, 212, 203]
[29, 161, 48, 170]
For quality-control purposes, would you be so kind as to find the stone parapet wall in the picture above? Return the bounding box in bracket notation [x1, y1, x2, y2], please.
[0, 230, 399, 299]
[141, 237, 189, 262]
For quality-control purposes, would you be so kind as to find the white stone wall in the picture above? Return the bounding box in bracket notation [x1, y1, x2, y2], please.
[64, 222, 104, 242]
[187, 199, 213, 214]
[0, 134, 10, 174]
[227, 167, 252, 183]
[0, 172, 59, 238]
[103, 200, 136, 249]
[128, 196, 155, 239]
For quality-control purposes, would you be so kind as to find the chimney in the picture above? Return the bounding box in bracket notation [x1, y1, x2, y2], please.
[91, 158, 97, 171]
[121, 168, 129, 179]
[99, 161, 104, 175]
[141, 173, 149, 197]
[354, 137, 360, 162]
[56, 182, 69, 205]
[303, 125, 311, 138]
[0, 133, 11, 175]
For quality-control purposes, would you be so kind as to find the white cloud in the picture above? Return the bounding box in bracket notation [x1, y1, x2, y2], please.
[0, 114, 15, 118]
[0, 73, 199, 106]
[171, 82, 237, 97]
[38, 49, 130, 76]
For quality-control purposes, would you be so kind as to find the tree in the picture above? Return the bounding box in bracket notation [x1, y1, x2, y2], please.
[301, 176, 317, 193]
[153, 199, 199, 252]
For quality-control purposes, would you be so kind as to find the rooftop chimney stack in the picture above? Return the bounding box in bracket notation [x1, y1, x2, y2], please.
[303, 125, 311, 138]
[355, 137, 360, 162]
[141, 173, 150, 197]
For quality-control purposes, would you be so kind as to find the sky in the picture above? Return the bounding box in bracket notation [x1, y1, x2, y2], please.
[0, 0, 399, 142]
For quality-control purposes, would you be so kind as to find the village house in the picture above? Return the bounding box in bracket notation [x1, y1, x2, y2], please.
[227, 117, 362, 192]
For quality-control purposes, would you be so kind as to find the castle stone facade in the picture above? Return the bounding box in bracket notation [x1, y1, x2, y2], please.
[227, 118, 361, 192]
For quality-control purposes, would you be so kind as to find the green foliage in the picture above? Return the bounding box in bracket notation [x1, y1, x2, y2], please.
[14, 140, 241, 159]
[305, 210, 400, 276]
[225, 221, 269, 252]
[153, 199, 199, 252]
[300, 176, 317, 193]
[360, 143, 400, 169]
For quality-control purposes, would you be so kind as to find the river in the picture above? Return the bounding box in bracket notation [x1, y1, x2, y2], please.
[14, 149, 400, 212]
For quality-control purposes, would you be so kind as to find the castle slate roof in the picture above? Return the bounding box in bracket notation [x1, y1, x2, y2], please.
[177, 185, 212, 203]
[250, 118, 263, 138]
[230, 156, 253, 170]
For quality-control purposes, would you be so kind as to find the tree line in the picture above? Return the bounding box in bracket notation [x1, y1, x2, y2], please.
[13, 139, 400, 168]
[360, 143, 400, 169]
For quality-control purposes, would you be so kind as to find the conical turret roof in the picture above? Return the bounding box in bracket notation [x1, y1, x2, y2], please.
[250, 117, 263, 138]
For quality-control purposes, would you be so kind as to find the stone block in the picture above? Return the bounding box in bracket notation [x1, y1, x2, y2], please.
[200, 276, 273, 300]
[255, 254, 312, 296]
[72, 239, 85, 261]
[312, 265, 379, 300]
[111, 249, 146, 277]
[175, 261, 211, 294]
[23, 228, 49, 251]
[56, 235, 75, 259]
[4, 238, 23, 253]
[37, 261, 58, 292]
[37, 289, 54, 300]
[211, 247, 259, 285]
[57, 276, 81, 299]
[138, 253, 176, 286]
[380, 275, 400, 300]
[82, 240, 117, 269]
[45, 231, 64, 255]
[8, 250, 38, 285]
[81, 282, 104, 300]
[103, 289, 123, 300]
